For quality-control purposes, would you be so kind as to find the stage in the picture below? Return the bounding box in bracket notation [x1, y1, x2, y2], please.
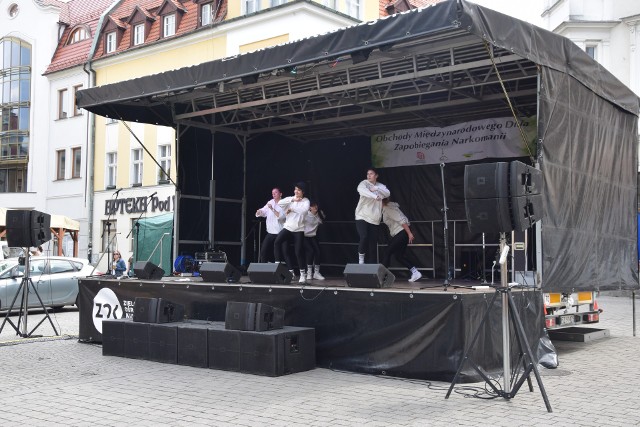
[78, 274, 549, 382]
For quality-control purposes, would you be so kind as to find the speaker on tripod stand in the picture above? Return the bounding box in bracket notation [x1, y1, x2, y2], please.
[0, 209, 58, 338]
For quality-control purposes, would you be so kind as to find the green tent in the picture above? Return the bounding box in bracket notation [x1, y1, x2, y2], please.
[133, 212, 173, 276]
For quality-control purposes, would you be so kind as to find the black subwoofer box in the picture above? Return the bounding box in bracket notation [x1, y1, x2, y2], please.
[177, 322, 209, 368]
[148, 323, 178, 364]
[124, 321, 150, 360]
[102, 318, 131, 357]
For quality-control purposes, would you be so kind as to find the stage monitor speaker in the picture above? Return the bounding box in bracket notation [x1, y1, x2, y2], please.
[199, 262, 242, 283]
[247, 263, 293, 285]
[134, 261, 165, 280]
[133, 297, 158, 323]
[156, 298, 185, 323]
[255, 303, 285, 332]
[343, 264, 395, 288]
[225, 301, 257, 331]
[6, 209, 51, 247]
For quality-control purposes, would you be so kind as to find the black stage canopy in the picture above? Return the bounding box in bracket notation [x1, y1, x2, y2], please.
[77, 0, 639, 291]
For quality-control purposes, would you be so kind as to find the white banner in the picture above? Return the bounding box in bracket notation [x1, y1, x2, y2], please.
[371, 116, 537, 168]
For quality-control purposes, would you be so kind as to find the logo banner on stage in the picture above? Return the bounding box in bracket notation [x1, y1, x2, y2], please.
[371, 116, 537, 168]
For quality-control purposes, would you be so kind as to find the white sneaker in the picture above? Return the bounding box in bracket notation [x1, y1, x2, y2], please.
[313, 271, 325, 280]
[409, 270, 422, 282]
[289, 270, 296, 280]
[299, 273, 306, 284]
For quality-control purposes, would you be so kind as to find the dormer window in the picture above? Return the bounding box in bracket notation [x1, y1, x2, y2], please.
[163, 14, 176, 37]
[68, 26, 89, 45]
[133, 24, 145, 45]
[244, 0, 260, 14]
[105, 32, 116, 53]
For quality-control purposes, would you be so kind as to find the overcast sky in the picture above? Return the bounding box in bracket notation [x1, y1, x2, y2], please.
[470, 0, 545, 27]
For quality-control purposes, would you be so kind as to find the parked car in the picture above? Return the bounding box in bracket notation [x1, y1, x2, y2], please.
[0, 256, 100, 311]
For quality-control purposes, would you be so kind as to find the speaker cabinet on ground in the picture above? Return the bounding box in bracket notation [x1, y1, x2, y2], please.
[247, 263, 293, 284]
[102, 318, 130, 357]
[225, 301, 256, 331]
[124, 322, 150, 359]
[343, 264, 395, 288]
[199, 262, 242, 283]
[156, 298, 185, 323]
[148, 323, 178, 364]
[133, 261, 165, 280]
[208, 324, 315, 376]
[177, 322, 209, 368]
[6, 209, 51, 247]
[254, 303, 284, 332]
[133, 297, 158, 323]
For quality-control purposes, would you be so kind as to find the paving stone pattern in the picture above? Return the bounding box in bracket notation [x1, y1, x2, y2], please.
[0, 295, 639, 426]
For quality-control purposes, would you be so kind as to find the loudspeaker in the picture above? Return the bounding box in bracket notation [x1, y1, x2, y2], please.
[133, 261, 165, 280]
[148, 323, 178, 364]
[156, 298, 185, 323]
[199, 262, 242, 283]
[225, 301, 257, 331]
[465, 197, 512, 234]
[124, 321, 150, 359]
[343, 264, 395, 288]
[512, 193, 543, 231]
[464, 162, 509, 200]
[133, 297, 158, 323]
[102, 318, 130, 357]
[254, 303, 285, 332]
[6, 209, 51, 247]
[177, 322, 209, 368]
[247, 263, 292, 284]
[208, 325, 315, 376]
[510, 160, 543, 197]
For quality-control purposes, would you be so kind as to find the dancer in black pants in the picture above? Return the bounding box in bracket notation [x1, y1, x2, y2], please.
[255, 187, 285, 262]
[355, 168, 390, 264]
[381, 198, 422, 282]
[274, 182, 310, 284]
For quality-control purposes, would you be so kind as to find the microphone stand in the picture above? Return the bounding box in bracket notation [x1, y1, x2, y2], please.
[126, 192, 156, 264]
[439, 162, 451, 290]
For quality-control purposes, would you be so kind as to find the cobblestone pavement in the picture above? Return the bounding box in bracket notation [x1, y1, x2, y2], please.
[0, 295, 638, 426]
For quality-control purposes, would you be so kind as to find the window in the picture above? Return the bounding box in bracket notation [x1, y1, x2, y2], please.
[201, 3, 212, 26]
[71, 147, 81, 178]
[106, 32, 116, 53]
[49, 259, 75, 274]
[323, 0, 336, 7]
[131, 148, 143, 185]
[56, 149, 65, 180]
[72, 84, 83, 116]
[271, 0, 287, 6]
[69, 27, 88, 45]
[1, 37, 31, 192]
[158, 144, 171, 183]
[244, 0, 260, 14]
[106, 152, 117, 188]
[585, 45, 596, 60]
[346, 0, 360, 18]
[163, 14, 176, 37]
[102, 220, 117, 252]
[133, 24, 145, 46]
[58, 88, 68, 119]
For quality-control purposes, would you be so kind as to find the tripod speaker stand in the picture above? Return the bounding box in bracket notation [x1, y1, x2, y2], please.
[0, 252, 59, 338]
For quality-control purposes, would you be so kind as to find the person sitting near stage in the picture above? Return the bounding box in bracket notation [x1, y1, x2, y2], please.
[255, 187, 286, 262]
[112, 251, 127, 276]
[304, 201, 325, 280]
[381, 198, 422, 282]
[275, 182, 310, 284]
[355, 168, 390, 264]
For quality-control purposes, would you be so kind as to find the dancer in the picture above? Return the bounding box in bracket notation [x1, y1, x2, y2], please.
[255, 187, 285, 262]
[304, 201, 325, 280]
[355, 168, 390, 264]
[381, 198, 422, 282]
[274, 182, 310, 283]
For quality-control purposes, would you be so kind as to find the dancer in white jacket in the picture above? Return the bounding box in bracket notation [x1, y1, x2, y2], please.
[381, 198, 422, 282]
[355, 168, 390, 264]
[255, 187, 285, 262]
[275, 182, 310, 283]
[304, 201, 325, 280]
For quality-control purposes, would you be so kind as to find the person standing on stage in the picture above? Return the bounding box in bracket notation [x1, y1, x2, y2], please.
[112, 250, 127, 276]
[381, 198, 422, 282]
[255, 187, 285, 262]
[275, 182, 310, 283]
[355, 168, 390, 264]
[304, 201, 325, 280]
